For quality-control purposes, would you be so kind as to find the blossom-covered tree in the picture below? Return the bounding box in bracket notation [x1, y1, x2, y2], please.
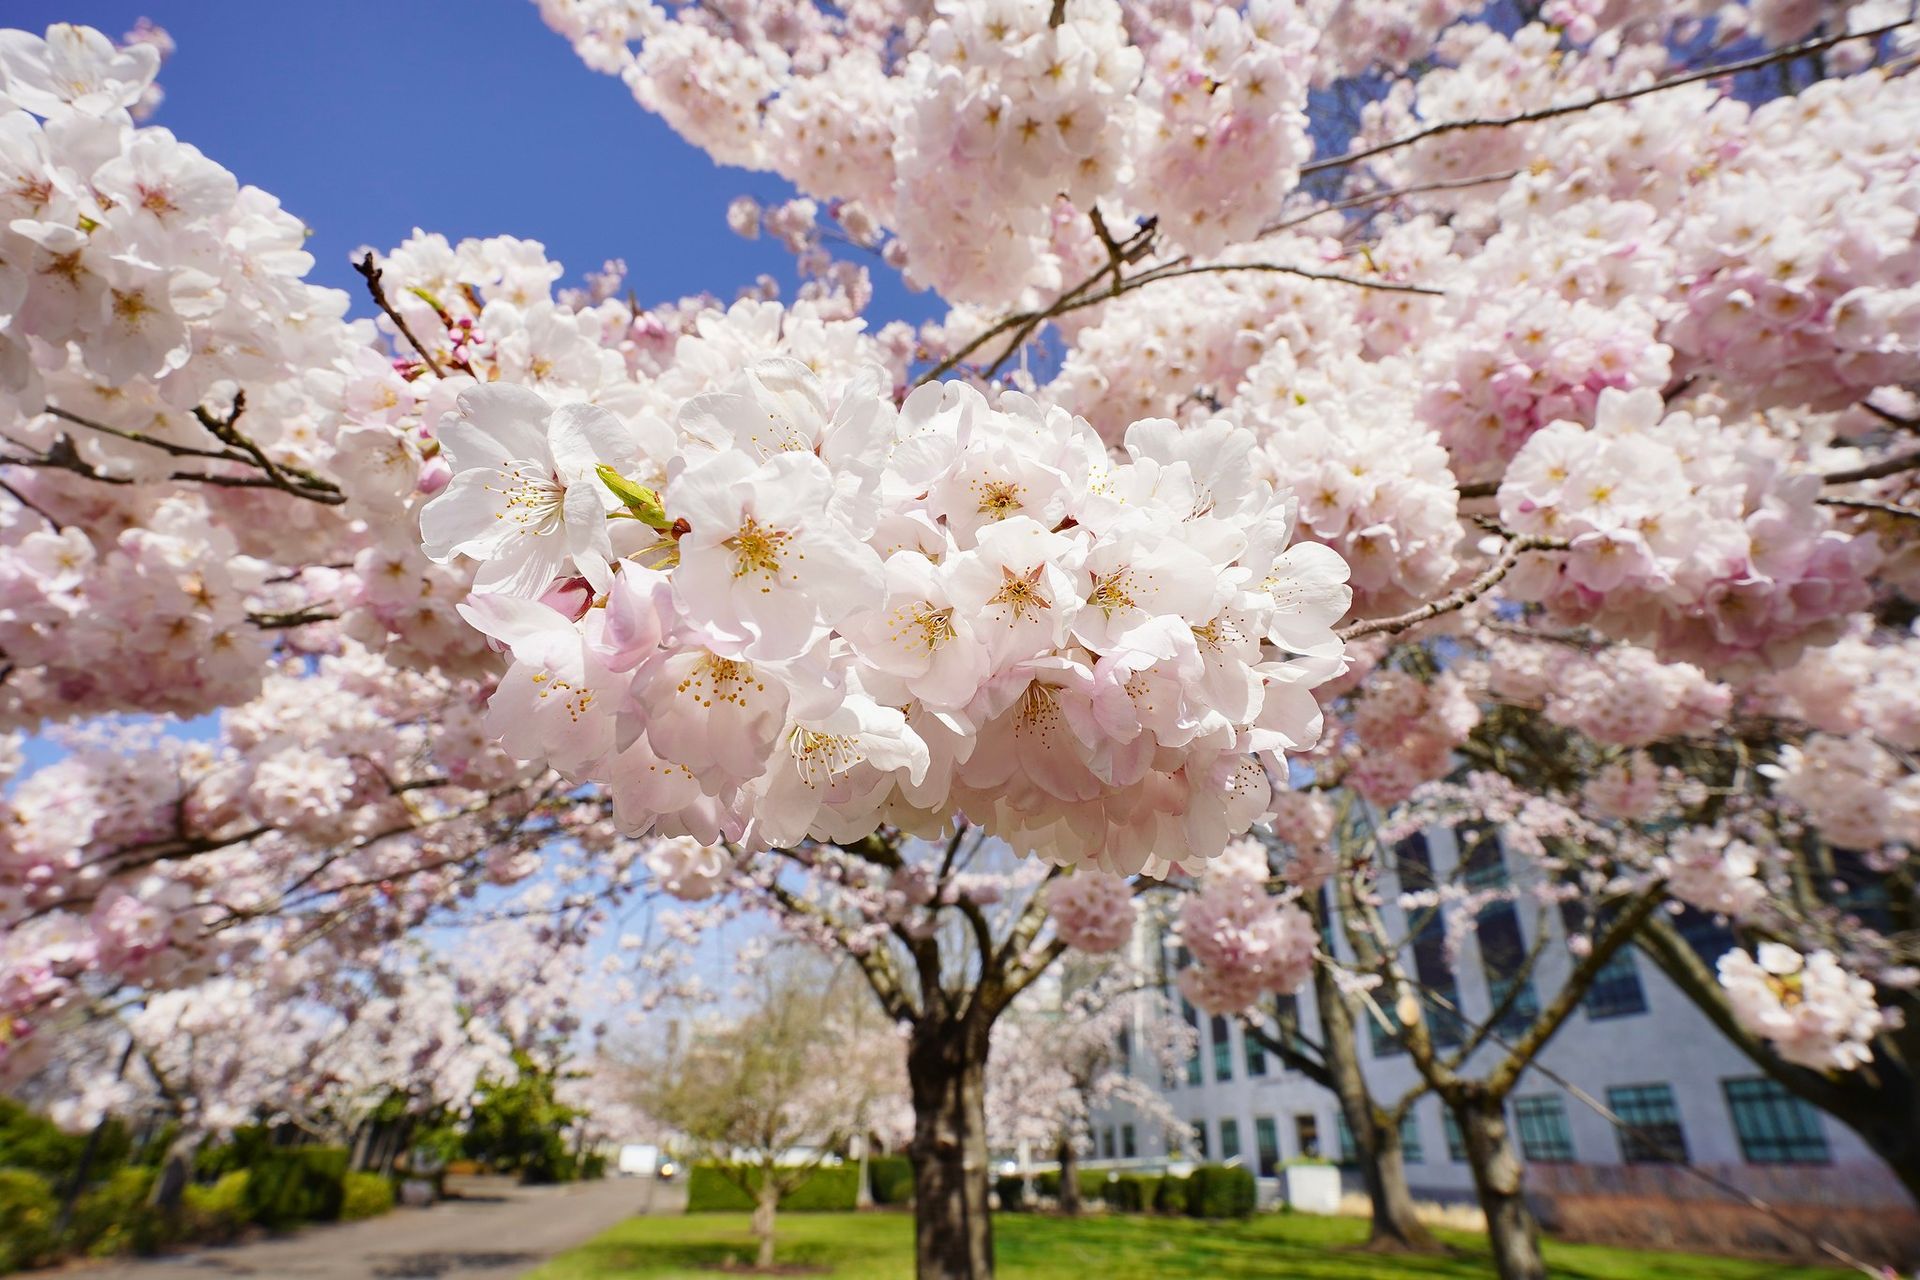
[3, 5, 1919, 1279]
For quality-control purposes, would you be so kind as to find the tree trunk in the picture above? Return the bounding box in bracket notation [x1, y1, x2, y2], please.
[149, 1130, 200, 1215]
[855, 1135, 874, 1209]
[1056, 1137, 1081, 1216]
[907, 1018, 994, 1280]
[1314, 958, 1439, 1251]
[751, 1179, 779, 1270]
[1454, 1093, 1544, 1280]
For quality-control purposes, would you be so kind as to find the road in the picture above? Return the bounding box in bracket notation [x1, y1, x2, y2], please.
[70, 1176, 684, 1280]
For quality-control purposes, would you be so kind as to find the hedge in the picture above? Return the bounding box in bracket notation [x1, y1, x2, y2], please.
[182, 1171, 252, 1243]
[1185, 1163, 1257, 1219]
[1153, 1172, 1189, 1215]
[70, 1167, 172, 1257]
[0, 1168, 57, 1274]
[869, 1154, 913, 1206]
[685, 1162, 859, 1212]
[342, 1171, 396, 1220]
[993, 1174, 1026, 1211]
[1100, 1172, 1160, 1213]
[243, 1147, 349, 1229]
[1032, 1168, 1109, 1202]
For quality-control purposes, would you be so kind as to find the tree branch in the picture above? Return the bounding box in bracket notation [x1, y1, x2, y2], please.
[1337, 533, 1568, 641]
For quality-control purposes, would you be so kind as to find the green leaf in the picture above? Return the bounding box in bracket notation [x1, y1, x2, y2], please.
[597, 465, 672, 529]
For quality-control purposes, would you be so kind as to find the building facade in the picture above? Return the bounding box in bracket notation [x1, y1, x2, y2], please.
[1089, 823, 1894, 1205]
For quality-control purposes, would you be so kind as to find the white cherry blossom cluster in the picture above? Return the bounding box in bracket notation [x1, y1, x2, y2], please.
[1044, 871, 1138, 954]
[1540, 646, 1731, 747]
[425, 360, 1351, 874]
[1717, 942, 1891, 1072]
[1175, 843, 1317, 1014]
[1768, 733, 1920, 852]
[1499, 388, 1879, 671]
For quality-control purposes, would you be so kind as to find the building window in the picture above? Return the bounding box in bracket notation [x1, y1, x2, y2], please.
[1724, 1078, 1829, 1165]
[1513, 1095, 1576, 1163]
[1609, 1084, 1688, 1164]
[1396, 834, 1465, 1048]
[1400, 1110, 1424, 1164]
[1246, 1028, 1268, 1077]
[1334, 1112, 1357, 1166]
[1121, 1124, 1138, 1159]
[1441, 1109, 1466, 1163]
[1116, 1025, 1133, 1077]
[1294, 1114, 1320, 1160]
[1212, 1014, 1234, 1082]
[1583, 944, 1648, 1019]
[1462, 832, 1541, 1037]
[1182, 999, 1202, 1086]
[1255, 1116, 1280, 1177]
[1220, 1118, 1241, 1162]
[1102, 1127, 1116, 1159]
[1191, 1120, 1208, 1160]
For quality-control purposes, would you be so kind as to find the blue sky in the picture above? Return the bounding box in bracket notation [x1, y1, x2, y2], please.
[13, 1, 939, 323]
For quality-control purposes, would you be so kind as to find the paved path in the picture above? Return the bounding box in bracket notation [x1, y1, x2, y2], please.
[70, 1176, 683, 1280]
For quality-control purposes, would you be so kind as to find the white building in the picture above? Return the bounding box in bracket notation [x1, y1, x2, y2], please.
[1089, 823, 1899, 1208]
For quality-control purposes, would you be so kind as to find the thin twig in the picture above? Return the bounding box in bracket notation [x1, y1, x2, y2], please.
[1258, 169, 1523, 238]
[1301, 21, 1915, 179]
[355, 251, 447, 378]
[1817, 495, 1920, 521]
[1338, 534, 1569, 641]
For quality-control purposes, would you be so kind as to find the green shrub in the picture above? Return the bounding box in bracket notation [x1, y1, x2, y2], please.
[684, 1163, 859, 1213]
[993, 1174, 1026, 1211]
[70, 1166, 168, 1257]
[0, 1099, 130, 1180]
[340, 1171, 395, 1221]
[1100, 1172, 1159, 1213]
[1152, 1172, 1188, 1215]
[1184, 1163, 1256, 1219]
[579, 1152, 608, 1181]
[243, 1147, 349, 1229]
[182, 1171, 250, 1242]
[1032, 1169, 1058, 1199]
[868, 1154, 913, 1206]
[0, 1168, 58, 1273]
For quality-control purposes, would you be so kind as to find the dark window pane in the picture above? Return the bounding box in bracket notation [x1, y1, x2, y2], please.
[1400, 1111, 1424, 1164]
[1608, 1084, 1688, 1164]
[1121, 1124, 1137, 1159]
[1514, 1095, 1576, 1163]
[1723, 1078, 1829, 1164]
[1255, 1117, 1280, 1177]
[1212, 1014, 1234, 1082]
[1441, 1110, 1466, 1162]
[1220, 1118, 1241, 1161]
[1191, 1120, 1208, 1160]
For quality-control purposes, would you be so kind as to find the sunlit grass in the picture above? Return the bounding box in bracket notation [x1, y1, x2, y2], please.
[528, 1209, 1847, 1279]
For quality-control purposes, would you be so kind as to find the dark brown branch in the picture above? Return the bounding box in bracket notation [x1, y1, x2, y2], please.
[355, 251, 447, 378]
[1258, 169, 1523, 237]
[1823, 449, 1920, 485]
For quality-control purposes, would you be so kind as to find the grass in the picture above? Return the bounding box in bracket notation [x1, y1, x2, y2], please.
[527, 1210, 1847, 1279]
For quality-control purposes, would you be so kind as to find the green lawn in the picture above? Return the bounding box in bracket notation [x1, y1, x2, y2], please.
[527, 1210, 1845, 1279]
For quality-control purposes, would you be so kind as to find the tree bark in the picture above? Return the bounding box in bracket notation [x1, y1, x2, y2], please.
[1056, 1136, 1081, 1216]
[1314, 962, 1439, 1252]
[149, 1130, 200, 1215]
[907, 1018, 994, 1280]
[752, 1179, 779, 1270]
[1454, 1093, 1544, 1280]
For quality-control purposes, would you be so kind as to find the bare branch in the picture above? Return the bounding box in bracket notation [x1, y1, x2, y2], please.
[355, 251, 447, 378]
[1337, 533, 1569, 641]
[1302, 22, 1915, 180]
